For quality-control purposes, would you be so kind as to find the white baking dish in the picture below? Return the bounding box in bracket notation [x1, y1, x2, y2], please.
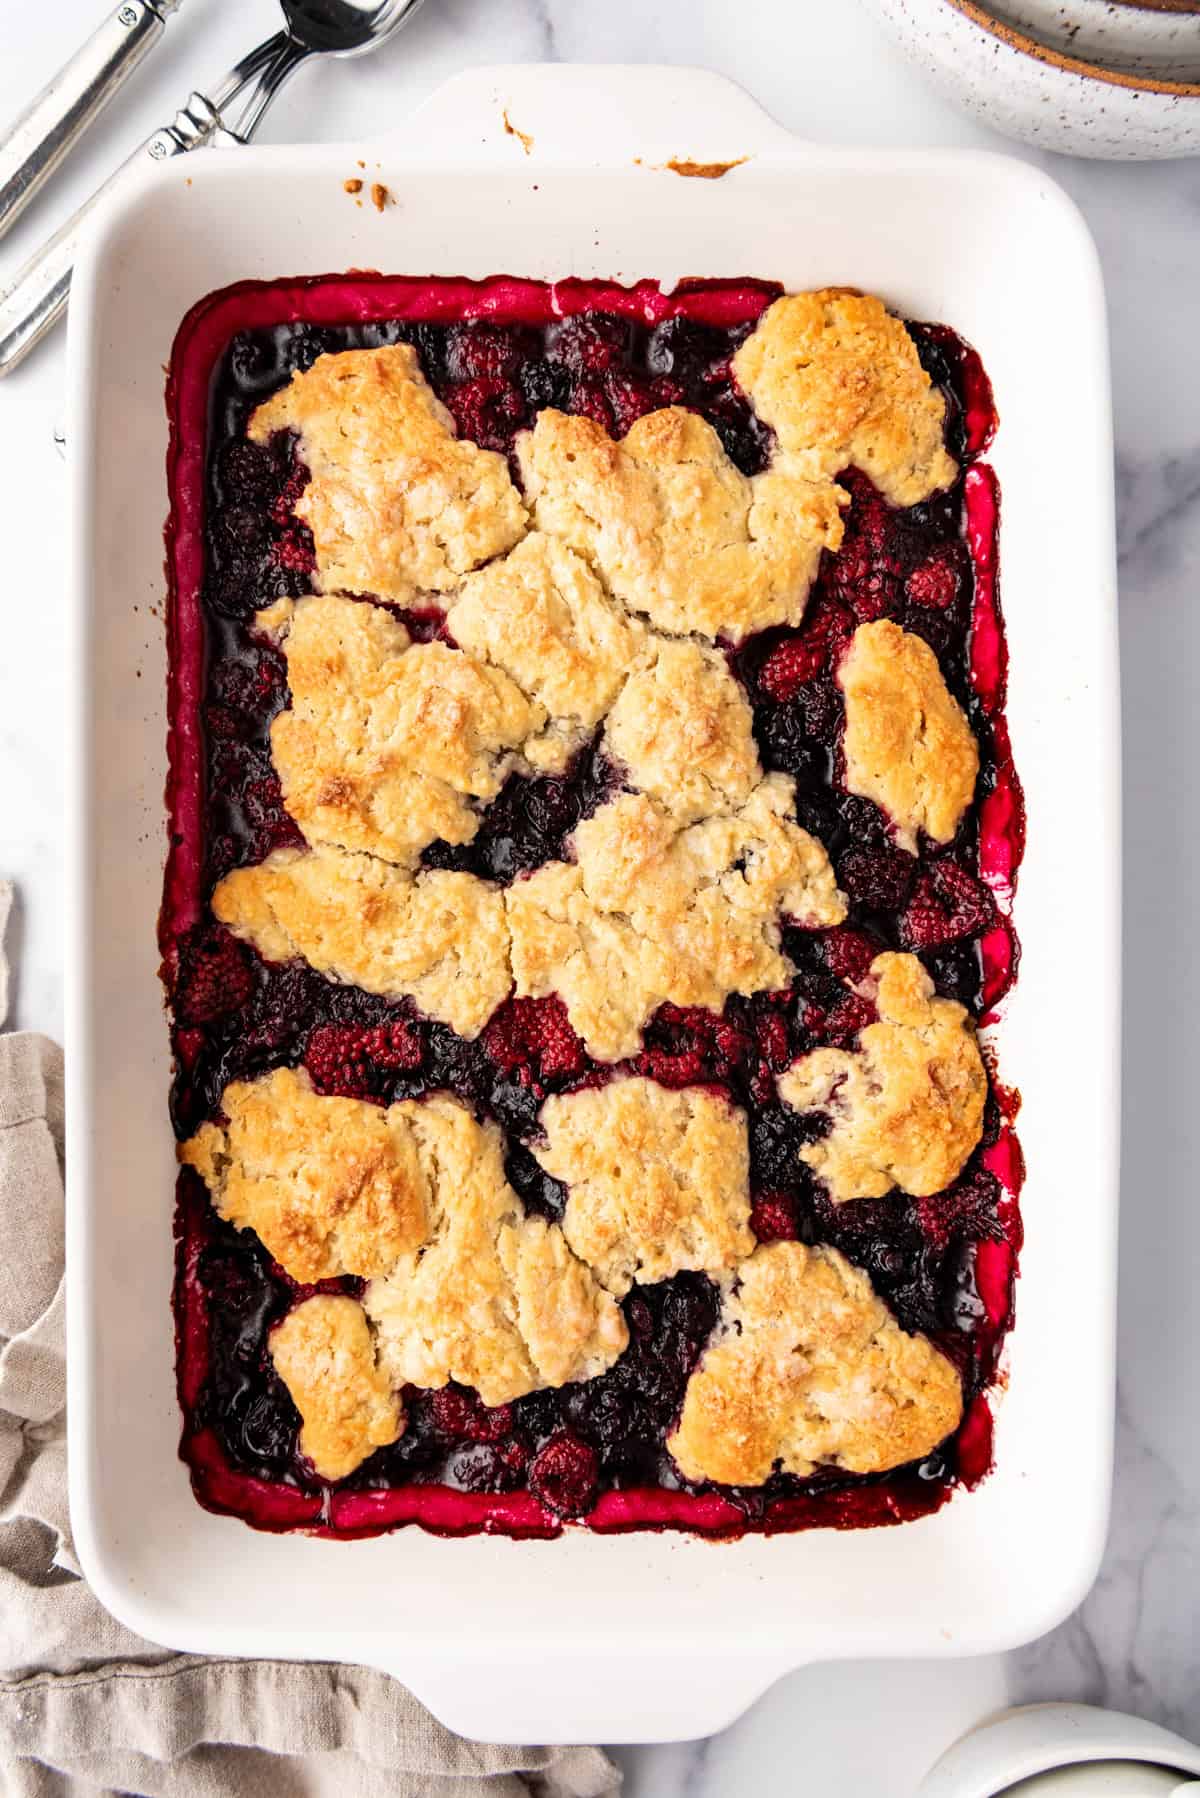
[64, 65, 1120, 1745]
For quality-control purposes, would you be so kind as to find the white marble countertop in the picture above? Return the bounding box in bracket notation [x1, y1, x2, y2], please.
[2, 2, 1197, 1791]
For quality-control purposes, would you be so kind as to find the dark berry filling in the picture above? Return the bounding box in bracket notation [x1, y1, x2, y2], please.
[163, 276, 1022, 1539]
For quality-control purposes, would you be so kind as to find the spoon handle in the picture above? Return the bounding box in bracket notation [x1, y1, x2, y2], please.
[0, 0, 183, 246]
[0, 95, 222, 378]
[0, 34, 304, 377]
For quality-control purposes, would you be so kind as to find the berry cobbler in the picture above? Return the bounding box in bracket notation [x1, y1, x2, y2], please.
[162, 276, 1023, 1539]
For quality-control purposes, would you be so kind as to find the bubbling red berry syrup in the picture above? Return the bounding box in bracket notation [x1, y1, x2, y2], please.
[163, 274, 1023, 1539]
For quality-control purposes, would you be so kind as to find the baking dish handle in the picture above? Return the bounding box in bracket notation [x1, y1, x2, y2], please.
[390, 63, 799, 167]
[373, 1645, 791, 1745]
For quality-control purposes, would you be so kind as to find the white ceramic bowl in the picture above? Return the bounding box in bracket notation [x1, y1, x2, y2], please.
[64, 65, 1120, 1745]
[919, 1704, 1200, 1796]
[864, 0, 1200, 157]
[989, 0, 1200, 81]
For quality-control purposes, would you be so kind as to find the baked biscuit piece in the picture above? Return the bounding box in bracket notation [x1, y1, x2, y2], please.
[732, 290, 957, 507]
[247, 344, 527, 602]
[262, 594, 540, 866]
[603, 638, 760, 823]
[515, 407, 846, 642]
[778, 951, 986, 1202]
[505, 776, 846, 1062]
[446, 532, 649, 773]
[179, 1066, 431, 1282]
[667, 1241, 963, 1485]
[212, 845, 511, 1040]
[364, 1096, 628, 1406]
[839, 619, 979, 852]
[534, 1078, 753, 1296]
[269, 1295, 403, 1481]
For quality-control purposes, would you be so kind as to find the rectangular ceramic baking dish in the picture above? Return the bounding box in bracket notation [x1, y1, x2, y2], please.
[64, 65, 1120, 1745]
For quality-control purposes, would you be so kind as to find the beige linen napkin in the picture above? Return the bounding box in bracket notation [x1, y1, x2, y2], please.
[0, 882, 620, 1798]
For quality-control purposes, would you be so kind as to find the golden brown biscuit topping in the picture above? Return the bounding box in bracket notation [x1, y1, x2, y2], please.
[261, 594, 539, 867]
[603, 638, 761, 824]
[534, 1078, 754, 1296]
[839, 619, 979, 852]
[179, 1066, 431, 1283]
[212, 845, 512, 1041]
[505, 777, 846, 1062]
[732, 290, 957, 507]
[778, 952, 987, 1202]
[364, 1097, 628, 1406]
[445, 532, 648, 773]
[248, 344, 527, 603]
[269, 1295, 404, 1481]
[667, 1242, 963, 1485]
[515, 406, 846, 642]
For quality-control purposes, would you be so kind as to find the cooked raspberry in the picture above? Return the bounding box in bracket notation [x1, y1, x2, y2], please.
[750, 1068, 777, 1108]
[906, 544, 964, 610]
[749, 1192, 798, 1243]
[430, 1387, 477, 1438]
[483, 996, 586, 1082]
[914, 1169, 1003, 1251]
[846, 562, 904, 623]
[757, 635, 827, 701]
[472, 1401, 516, 1444]
[655, 1003, 710, 1036]
[241, 773, 305, 861]
[444, 323, 526, 382]
[901, 860, 997, 950]
[636, 1003, 753, 1087]
[269, 453, 310, 527]
[603, 368, 656, 435]
[303, 1024, 384, 1100]
[754, 1010, 791, 1070]
[824, 992, 876, 1044]
[567, 378, 614, 433]
[273, 525, 315, 573]
[549, 314, 629, 375]
[431, 1386, 516, 1444]
[714, 1017, 754, 1066]
[837, 846, 918, 913]
[203, 703, 240, 741]
[636, 1046, 707, 1088]
[360, 1020, 423, 1070]
[825, 489, 905, 622]
[649, 375, 686, 409]
[173, 926, 256, 1026]
[528, 1430, 598, 1518]
[444, 376, 528, 452]
[209, 647, 288, 716]
[497, 1436, 531, 1474]
[819, 927, 877, 986]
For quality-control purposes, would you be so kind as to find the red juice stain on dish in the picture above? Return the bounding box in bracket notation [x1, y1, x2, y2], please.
[162, 278, 1023, 1539]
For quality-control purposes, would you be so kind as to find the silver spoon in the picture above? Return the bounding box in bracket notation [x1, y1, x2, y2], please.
[0, 0, 186, 247]
[0, 0, 428, 377]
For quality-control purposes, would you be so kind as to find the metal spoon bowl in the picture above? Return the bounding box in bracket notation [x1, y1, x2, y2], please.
[283, 0, 428, 56]
[0, 0, 429, 375]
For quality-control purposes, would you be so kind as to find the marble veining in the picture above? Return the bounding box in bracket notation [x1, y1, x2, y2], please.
[2, 0, 1199, 1791]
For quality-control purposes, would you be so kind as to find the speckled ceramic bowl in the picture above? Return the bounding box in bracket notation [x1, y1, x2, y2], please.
[990, 0, 1200, 81]
[864, 0, 1200, 157]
